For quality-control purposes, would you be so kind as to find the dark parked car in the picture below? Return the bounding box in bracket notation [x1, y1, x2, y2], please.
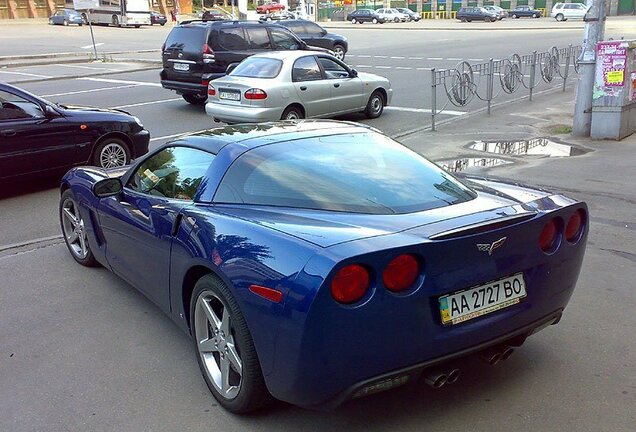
[457, 7, 498, 22]
[510, 5, 543, 18]
[160, 21, 320, 105]
[59, 120, 588, 413]
[201, 9, 231, 21]
[150, 11, 167, 25]
[395, 7, 421, 21]
[275, 20, 348, 60]
[48, 9, 84, 26]
[0, 83, 149, 181]
[346, 8, 385, 24]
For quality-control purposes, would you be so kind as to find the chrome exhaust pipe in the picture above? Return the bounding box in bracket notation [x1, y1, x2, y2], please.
[423, 371, 448, 389]
[501, 346, 514, 361]
[446, 368, 461, 384]
[479, 348, 503, 366]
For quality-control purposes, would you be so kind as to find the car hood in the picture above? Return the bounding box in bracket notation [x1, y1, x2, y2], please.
[59, 105, 132, 116]
[213, 178, 555, 248]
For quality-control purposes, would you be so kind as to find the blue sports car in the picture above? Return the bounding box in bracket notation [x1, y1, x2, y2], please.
[59, 121, 588, 413]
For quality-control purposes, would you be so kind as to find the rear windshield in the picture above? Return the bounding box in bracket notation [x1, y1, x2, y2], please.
[215, 133, 476, 214]
[230, 57, 283, 78]
[164, 26, 206, 52]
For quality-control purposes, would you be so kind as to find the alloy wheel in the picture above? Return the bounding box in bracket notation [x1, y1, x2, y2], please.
[99, 142, 127, 168]
[194, 291, 243, 400]
[61, 197, 89, 260]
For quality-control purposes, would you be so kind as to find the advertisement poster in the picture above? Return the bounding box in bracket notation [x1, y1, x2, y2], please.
[631, 72, 636, 102]
[597, 41, 628, 87]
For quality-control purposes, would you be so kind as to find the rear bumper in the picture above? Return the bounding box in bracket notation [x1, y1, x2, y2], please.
[205, 102, 281, 123]
[160, 73, 224, 95]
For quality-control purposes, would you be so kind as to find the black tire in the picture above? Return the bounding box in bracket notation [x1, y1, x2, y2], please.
[160, 22, 165, 26]
[63, 19, 69, 26]
[183, 93, 208, 105]
[511, 13, 517, 18]
[333, 44, 345, 61]
[92, 137, 131, 168]
[532, 13, 538, 18]
[134, 25, 141, 28]
[460, 17, 466, 22]
[60, 189, 98, 267]
[372, 17, 378, 24]
[190, 275, 272, 413]
[364, 90, 385, 119]
[555, 13, 564, 21]
[466, 18, 472, 22]
[281, 105, 304, 120]
[394, 17, 399, 22]
[351, 18, 357, 24]
[112, 15, 119, 26]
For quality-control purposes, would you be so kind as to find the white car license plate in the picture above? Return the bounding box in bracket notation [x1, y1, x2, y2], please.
[173, 63, 189, 71]
[220, 91, 240, 101]
[439, 273, 526, 325]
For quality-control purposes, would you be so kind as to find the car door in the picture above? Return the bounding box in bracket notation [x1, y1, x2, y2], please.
[97, 146, 215, 310]
[291, 55, 332, 117]
[0, 88, 84, 180]
[316, 56, 364, 114]
[299, 22, 328, 50]
[215, 27, 251, 72]
[572, 4, 587, 18]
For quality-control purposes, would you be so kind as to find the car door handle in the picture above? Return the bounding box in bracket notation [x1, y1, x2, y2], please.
[299, 86, 307, 91]
[0, 129, 16, 137]
[333, 83, 340, 88]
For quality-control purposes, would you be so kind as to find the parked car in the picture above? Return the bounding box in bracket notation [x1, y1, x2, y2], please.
[202, 9, 231, 21]
[48, 9, 84, 26]
[551, 2, 589, 21]
[160, 21, 320, 105]
[150, 11, 167, 26]
[0, 83, 149, 181]
[59, 119, 588, 413]
[510, 5, 543, 18]
[457, 7, 498, 22]
[256, 1, 285, 14]
[205, 51, 391, 123]
[276, 20, 348, 60]
[375, 8, 409, 22]
[483, 5, 508, 19]
[258, 10, 296, 21]
[395, 7, 421, 22]
[347, 8, 385, 24]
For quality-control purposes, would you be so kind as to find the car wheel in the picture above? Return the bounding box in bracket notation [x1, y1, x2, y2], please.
[191, 275, 272, 413]
[112, 15, 119, 26]
[281, 105, 304, 120]
[63, 19, 69, 26]
[532, 13, 538, 18]
[394, 17, 399, 22]
[460, 17, 466, 22]
[466, 18, 472, 22]
[183, 93, 208, 105]
[93, 138, 131, 168]
[266, 17, 272, 21]
[160, 22, 165, 26]
[365, 90, 385, 119]
[555, 13, 564, 21]
[511, 13, 517, 18]
[351, 18, 357, 24]
[333, 44, 345, 61]
[60, 189, 98, 267]
[372, 18, 378, 24]
[134, 24, 141, 28]
[48, 18, 53, 25]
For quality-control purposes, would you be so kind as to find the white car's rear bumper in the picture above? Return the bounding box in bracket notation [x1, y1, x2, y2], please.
[205, 102, 282, 123]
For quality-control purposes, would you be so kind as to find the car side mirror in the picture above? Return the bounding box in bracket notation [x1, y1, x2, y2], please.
[44, 105, 59, 118]
[350, 68, 358, 78]
[226, 62, 239, 74]
[93, 178, 123, 198]
[321, 29, 327, 36]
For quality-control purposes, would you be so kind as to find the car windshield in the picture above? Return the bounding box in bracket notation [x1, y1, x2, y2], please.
[230, 57, 283, 78]
[215, 132, 476, 214]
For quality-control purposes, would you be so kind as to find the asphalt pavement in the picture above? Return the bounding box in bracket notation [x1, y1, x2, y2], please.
[1, 21, 636, 432]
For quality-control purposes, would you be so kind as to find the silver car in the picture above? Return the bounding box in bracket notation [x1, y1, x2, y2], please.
[205, 50, 392, 123]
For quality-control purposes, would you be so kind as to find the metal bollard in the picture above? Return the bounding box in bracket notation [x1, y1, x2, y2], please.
[431, 68, 437, 132]
[529, 50, 537, 101]
[487, 58, 494, 115]
[563, 44, 572, 92]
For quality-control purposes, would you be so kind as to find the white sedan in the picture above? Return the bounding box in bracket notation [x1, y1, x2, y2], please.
[205, 50, 392, 123]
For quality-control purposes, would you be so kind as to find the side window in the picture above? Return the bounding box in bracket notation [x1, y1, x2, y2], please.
[318, 57, 349, 79]
[286, 22, 305, 34]
[246, 27, 271, 50]
[292, 56, 322, 82]
[218, 28, 249, 51]
[303, 22, 324, 37]
[0, 90, 44, 121]
[269, 28, 301, 50]
[128, 147, 215, 201]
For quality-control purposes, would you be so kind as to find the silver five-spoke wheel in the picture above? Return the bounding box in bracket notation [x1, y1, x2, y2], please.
[195, 291, 243, 400]
[61, 196, 89, 260]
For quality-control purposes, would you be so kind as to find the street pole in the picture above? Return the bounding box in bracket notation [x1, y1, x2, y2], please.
[572, 0, 606, 137]
[87, 10, 98, 61]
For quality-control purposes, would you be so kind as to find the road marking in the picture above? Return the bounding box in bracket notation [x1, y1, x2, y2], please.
[111, 98, 181, 109]
[373, 55, 388, 58]
[41, 84, 139, 97]
[55, 63, 120, 71]
[355, 65, 373, 68]
[375, 66, 392, 69]
[409, 57, 423, 60]
[150, 128, 211, 142]
[77, 77, 162, 87]
[468, 58, 485, 61]
[416, 67, 432, 70]
[427, 57, 443, 60]
[390, 56, 405, 59]
[81, 42, 104, 49]
[387, 106, 466, 116]
[0, 70, 52, 78]
[447, 58, 462, 61]
[395, 66, 412, 70]
[357, 54, 371, 58]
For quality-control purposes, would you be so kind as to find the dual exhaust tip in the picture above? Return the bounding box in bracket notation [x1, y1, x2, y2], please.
[423, 345, 514, 389]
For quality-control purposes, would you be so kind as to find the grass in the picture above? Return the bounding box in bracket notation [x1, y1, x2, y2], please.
[548, 124, 573, 134]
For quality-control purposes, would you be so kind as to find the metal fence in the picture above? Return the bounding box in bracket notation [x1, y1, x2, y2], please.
[430, 45, 581, 131]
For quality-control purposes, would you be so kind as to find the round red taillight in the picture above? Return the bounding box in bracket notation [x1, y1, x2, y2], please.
[208, 85, 216, 96]
[565, 209, 585, 243]
[539, 219, 559, 253]
[383, 254, 419, 292]
[331, 264, 370, 304]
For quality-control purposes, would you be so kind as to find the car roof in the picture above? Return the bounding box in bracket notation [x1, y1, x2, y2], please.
[248, 49, 332, 61]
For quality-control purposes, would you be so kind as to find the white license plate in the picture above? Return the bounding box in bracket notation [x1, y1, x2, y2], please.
[220, 91, 240, 101]
[439, 273, 526, 325]
[173, 63, 189, 71]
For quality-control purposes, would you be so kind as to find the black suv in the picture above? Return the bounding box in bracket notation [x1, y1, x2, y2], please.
[275, 20, 348, 60]
[160, 20, 314, 105]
